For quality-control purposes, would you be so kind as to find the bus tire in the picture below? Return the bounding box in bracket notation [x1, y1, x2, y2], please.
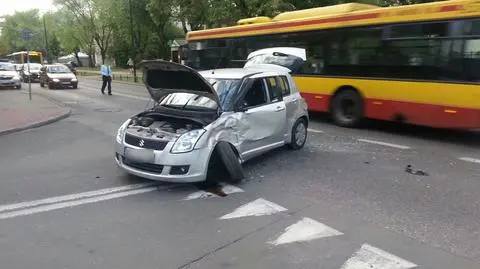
[331, 88, 364, 128]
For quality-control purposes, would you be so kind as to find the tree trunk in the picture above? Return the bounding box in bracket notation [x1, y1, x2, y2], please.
[74, 51, 82, 67]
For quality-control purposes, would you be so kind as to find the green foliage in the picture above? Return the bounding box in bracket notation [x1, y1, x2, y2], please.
[0, 0, 442, 63]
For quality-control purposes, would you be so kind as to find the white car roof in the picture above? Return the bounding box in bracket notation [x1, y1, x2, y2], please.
[199, 67, 290, 80]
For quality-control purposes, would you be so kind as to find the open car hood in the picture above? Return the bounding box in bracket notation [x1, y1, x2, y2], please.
[244, 47, 306, 73]
[139, 60, 220, 105]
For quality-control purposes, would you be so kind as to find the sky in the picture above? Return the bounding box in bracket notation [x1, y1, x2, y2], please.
[0, 0, 55, 17]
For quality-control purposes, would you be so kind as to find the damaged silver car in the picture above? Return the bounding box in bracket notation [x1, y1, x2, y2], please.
[115, 60, 309, 183]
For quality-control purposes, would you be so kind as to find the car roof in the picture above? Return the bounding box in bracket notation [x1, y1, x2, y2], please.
[199, 67, 289, 80]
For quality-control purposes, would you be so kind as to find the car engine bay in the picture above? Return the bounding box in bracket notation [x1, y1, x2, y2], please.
[126, 114, 203, 141]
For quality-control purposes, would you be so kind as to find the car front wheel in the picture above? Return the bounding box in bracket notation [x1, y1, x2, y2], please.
[288, 118, 307, 150]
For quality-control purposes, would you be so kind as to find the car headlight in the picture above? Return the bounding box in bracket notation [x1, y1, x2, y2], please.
[52, 78, 60, 82]
[171, 129, 206, 154]
[13, 75, 20, 81]
[116, 119, 131, 143]
[71, 78, 78, 82]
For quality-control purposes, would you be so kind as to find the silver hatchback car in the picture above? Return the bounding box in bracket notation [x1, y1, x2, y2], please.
[115, 59, 308, 183]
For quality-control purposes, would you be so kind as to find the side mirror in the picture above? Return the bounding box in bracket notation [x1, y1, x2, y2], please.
[234, 101, 248, 112]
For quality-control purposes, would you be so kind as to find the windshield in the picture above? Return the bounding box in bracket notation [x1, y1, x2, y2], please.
[48, 65, 71, 74]
[26, 64, 42, 71]
[0, 64, 15, 71]
[160, 79, 242, 111]
[244, 53, 304, 73]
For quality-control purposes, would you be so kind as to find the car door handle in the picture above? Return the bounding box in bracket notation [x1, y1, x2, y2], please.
[275, 106, 285, 112]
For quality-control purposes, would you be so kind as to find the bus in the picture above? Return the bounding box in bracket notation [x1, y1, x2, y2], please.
[185, 0, 480, 129]
[6, 51, 44, 65]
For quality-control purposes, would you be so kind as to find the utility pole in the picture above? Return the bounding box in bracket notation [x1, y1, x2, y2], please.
[43, 15, 50, 64]
[129, 0, 137, 82]
[23, 28, 32, 100]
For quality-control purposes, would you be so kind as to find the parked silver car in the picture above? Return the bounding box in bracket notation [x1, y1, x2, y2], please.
[115, 60, 309, 183]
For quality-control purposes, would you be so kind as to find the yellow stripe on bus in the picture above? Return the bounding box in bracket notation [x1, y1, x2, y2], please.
[293, 76, 480, 109]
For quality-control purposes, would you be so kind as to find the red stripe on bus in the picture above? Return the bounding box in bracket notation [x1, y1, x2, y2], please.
[189, 13, 381, 39]
[301, 92, 480, 129]
[439, 4, 461, 12]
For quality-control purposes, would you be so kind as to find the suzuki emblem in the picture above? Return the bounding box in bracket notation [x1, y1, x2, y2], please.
[139, 139, 145, 147]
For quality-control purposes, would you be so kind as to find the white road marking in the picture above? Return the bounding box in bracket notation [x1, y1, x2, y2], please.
[269, 217, 343, 246]
[340, 244, 417, 269]
[0, 187, 159, 220]
[182, 184, 244, 201]
[358, 139, 411, 150]
[458, 157, 480, 164]
[0, 183, 157, 213]
[220, 198, 287, 220]
[308, 128, 324, 133]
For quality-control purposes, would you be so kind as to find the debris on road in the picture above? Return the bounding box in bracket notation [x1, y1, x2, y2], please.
[405, 164, 429, 176]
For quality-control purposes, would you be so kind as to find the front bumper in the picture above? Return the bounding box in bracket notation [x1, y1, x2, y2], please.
[49, 81, 78, 88]
[0, 80, 21, 88]
[115, 139, 211, 183]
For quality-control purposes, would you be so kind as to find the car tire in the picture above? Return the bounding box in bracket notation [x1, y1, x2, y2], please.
[287, 118, 308, 150]
[331, 89, 364, 128]
[72, 84, 78, 89]
[40, 82, 44, 87]
[207, 142, 244, 184]
[15, 85, 22, 89]
[48, 83, 54, 89]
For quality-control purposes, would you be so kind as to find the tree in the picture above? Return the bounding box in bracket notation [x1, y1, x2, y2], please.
[1, 10, 45, 52]
[54, 0, 115, 64]
[49, 35, 61, 61]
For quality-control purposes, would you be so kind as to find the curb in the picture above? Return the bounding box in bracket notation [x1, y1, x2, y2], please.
[0, 109, 71, 136]
[0, 92, 72, 136]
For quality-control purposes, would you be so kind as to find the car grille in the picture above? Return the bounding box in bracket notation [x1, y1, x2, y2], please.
[59, 78, 71, 82]
[122, 157, 164, 173]
[0, 76, 13, 80]
[124, 133, 168, 150]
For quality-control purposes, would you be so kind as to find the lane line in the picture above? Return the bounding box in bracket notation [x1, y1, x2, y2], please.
[340, 243, 417, 269]
[308, 128, 324, 133]
[358, 139, 411, 150]
[0, 187, 159, 220]
[0, 183, 157, 213]
[458, 157, 480, 164]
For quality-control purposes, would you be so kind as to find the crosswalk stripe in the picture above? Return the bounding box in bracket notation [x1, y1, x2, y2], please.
[269, 217, 343, 246]
[340, 243, 417, 269]
[219, 198, 287, 220]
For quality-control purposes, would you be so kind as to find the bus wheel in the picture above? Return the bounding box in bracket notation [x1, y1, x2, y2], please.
[331, 89, 363, 128]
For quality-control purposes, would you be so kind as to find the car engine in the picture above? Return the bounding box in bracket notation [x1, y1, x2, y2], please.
[126, 115, 202, 141]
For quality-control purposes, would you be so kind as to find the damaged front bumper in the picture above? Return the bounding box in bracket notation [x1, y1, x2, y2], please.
[115, 140, 211, 183]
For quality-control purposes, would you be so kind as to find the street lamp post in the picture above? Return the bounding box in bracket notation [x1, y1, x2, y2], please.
[129, 0, 137, 82]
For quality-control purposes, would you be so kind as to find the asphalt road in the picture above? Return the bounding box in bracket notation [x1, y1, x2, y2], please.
[0, 78, 479, 269]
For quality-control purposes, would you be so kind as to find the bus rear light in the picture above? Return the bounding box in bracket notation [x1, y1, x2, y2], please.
[444, 109, 457, 114]
[372, 101, 383, 105]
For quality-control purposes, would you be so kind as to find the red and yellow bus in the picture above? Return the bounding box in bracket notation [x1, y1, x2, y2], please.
[7, 51, 44, 65]
[186, 0, 480, 129]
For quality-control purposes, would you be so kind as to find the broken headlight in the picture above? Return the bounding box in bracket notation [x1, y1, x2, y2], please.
[171, 129, 206, 154]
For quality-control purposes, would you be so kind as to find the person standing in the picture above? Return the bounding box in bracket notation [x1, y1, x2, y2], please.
[100, 63, 112, 95]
